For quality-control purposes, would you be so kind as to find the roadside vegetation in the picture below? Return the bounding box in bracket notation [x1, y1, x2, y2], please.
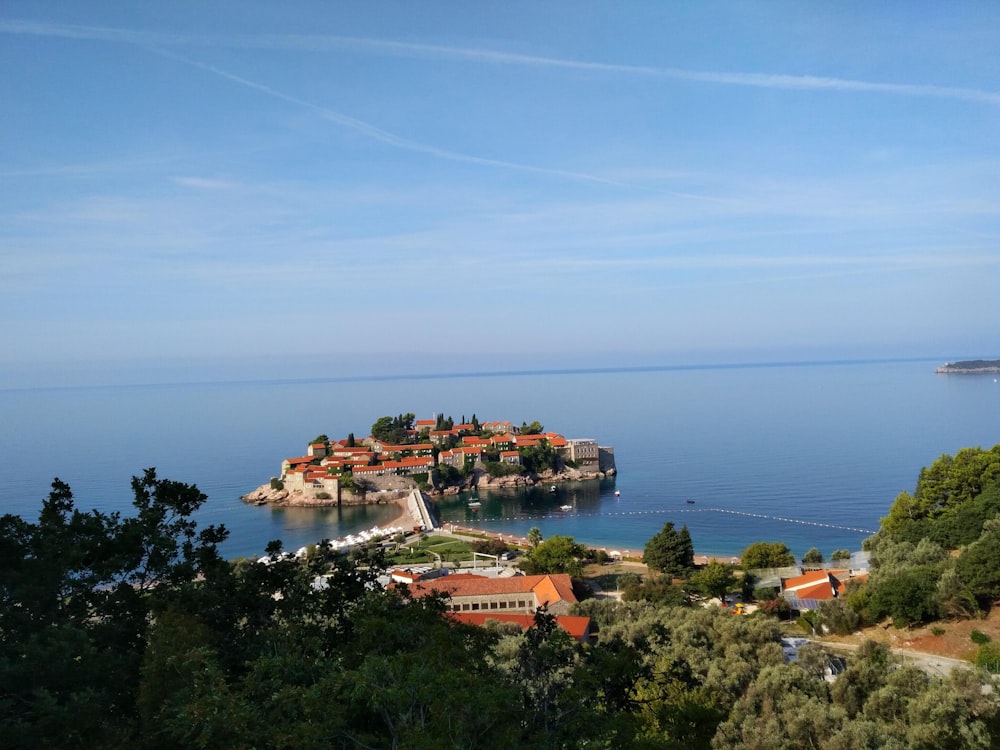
[3, 445, 1000, 748]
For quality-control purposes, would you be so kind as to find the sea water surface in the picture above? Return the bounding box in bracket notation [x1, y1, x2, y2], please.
[1, 358, 997, 560]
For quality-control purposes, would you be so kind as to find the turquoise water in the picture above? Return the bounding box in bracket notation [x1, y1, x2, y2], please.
[1, 358, 997, 559]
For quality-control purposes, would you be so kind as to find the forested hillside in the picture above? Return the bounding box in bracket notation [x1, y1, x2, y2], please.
[2, 457, 999, 749]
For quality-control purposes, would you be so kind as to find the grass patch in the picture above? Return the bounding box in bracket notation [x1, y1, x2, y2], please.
[386, 535, 473, 565]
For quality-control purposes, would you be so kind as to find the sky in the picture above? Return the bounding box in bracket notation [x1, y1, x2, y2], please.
[2, 2, 999, 384]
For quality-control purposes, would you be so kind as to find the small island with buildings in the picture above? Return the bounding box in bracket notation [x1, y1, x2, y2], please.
[935, 359, 1000, 374]
[242, 412, 616, 514]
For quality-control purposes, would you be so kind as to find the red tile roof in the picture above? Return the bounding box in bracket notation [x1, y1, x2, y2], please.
[402, 573, 577, 608]
[448, 612, 591, 641]
[780, 569, 868, 601]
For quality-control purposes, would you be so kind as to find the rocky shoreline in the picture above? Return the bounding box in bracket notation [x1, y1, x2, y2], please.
[242, 465, 615, 507]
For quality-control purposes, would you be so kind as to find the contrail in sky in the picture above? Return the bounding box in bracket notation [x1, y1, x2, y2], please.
[3, 19, 999, 106]
[150, 48, 676, 194]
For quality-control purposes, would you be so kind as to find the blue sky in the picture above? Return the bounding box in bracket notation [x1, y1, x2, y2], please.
[2, 2, 998, 382]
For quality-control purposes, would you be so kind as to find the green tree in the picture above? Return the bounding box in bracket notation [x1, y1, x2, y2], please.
[740, 541, 795, 571]
[955, 517, 1000, 606]
[802, 547, 824, 565]
[0, 470, 227, 748]
[868, 565, 940, 627]
[370, 413, 416, 444]
[643, 522, 695, 578]
[484, 461, 522, 478]
[519, 441, 559, 473]
[520, 535, 587, 577]
[521, 420, 543, 435]
[527, 526, 543, 548]
[689, 560, 738, 603]
[831, 548, 851, 563]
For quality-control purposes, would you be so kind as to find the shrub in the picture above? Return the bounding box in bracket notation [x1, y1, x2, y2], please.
[975, 641, 1000, 673]
[621, 577, 687, 606]
[753, 585, 779, 602]
[483, 461, 522, 478]
[971, 629, 992, 645]
[269, 477, 284, 490]
[931, 626, 945, 636]
[816, 598, 860, 636]
[796, 612, 817, 634]
[757, 597, 791, 619]
[315, 492, 331, 500]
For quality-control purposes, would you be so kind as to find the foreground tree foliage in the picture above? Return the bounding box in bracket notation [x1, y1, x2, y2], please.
[643, 522, 695, 577]
[3, 471, 999, 748]
[855, 445, 1000, 627]
[740, 540, 796, 571]
[518, 534, 588, 577]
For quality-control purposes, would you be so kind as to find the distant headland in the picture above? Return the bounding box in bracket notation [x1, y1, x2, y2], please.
[242, 412, 616, 508]
[935, 359, 1000, 374]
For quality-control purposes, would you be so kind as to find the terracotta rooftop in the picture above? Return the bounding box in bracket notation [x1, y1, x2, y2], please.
[402, 572, 578, 608]
[449, 612, 591, 641]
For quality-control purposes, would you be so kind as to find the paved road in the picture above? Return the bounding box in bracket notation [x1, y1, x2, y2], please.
[812, 639, 973, 678]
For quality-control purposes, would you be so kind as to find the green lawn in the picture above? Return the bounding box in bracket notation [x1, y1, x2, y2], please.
[385, 535, 473, 565]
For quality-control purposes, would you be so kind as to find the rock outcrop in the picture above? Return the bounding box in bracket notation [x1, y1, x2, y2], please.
[242, 484, 290, 504]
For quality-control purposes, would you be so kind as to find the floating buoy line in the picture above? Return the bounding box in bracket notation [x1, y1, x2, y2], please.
[458, 506, 876, 535]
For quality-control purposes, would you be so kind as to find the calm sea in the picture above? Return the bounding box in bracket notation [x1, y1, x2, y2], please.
[1, 358, 997, 560]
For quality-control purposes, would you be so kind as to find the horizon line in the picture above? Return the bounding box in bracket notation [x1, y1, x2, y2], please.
[0, 355, 949, 395]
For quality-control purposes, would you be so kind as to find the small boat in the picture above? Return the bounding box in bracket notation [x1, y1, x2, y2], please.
[614, 490, 620, 497]
[559, 505, 572, 512]
[685, 499, 695, 504]
[550, 485, 557, 493]
[467, 501, 481, 509]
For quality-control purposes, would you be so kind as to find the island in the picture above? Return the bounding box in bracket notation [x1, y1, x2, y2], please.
[242, 412, 616, 509]
[935, 359, 1000, 374]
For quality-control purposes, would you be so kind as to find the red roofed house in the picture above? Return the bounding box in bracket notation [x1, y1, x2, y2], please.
[461, 436, 491, 448]
[780, 569, 868, 611]
[400, 572, 579, 615]
[449, 612, 593, 643]
[429, 429, 459, 445]
[376, 443, 434, 458]
[281, 455, 316, 476]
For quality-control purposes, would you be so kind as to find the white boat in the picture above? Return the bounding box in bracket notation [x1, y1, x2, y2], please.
[559, 504, 572, 511]
[467, 501, 482, 509]
[614, 490, 620, 497]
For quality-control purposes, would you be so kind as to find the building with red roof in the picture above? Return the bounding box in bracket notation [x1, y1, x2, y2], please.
[399, 572, 579, 615]
[780, 569, 868, 611]
[449, 612, 592, 642]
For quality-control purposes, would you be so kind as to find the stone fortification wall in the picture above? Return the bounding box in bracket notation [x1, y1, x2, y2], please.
[598, 446, 616, 474]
